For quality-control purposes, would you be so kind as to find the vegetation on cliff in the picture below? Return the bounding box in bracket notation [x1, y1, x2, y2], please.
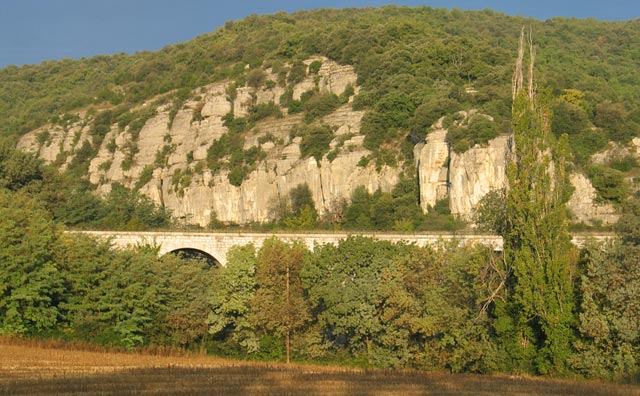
[2, 7, 639, 183]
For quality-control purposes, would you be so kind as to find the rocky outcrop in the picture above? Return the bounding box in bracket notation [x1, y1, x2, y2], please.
[415, 112, 512, 219]
[17, 58, 621, 228]
[449, 134, 511, 220]
[415, 126, 449, 212]
[18, 57, 397, 227]
[567, 172, 619, 225]
[415, 113, 616, 225]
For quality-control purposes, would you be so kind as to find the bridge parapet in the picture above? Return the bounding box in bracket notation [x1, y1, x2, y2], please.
[72, 231, 612, 267]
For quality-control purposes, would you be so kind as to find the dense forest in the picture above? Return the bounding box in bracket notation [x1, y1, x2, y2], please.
[0, 6, 639, 382]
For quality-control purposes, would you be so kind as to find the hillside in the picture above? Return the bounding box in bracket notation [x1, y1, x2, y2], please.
[3, 6, 640, 229]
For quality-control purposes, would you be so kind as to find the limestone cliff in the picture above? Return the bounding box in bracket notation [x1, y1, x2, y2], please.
[448, 134, 511, 220]
[415, 112, 618, 225]
[415, 123, 449, 213]
[18, 58, 620, 228]
[18, 57, 400, 226]
[567, 173, 618, 225]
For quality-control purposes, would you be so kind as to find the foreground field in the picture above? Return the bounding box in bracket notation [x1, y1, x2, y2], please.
[0, 340, 638, 396]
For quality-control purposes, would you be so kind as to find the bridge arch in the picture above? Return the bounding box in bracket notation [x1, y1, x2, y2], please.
[165, 248, 221, 268]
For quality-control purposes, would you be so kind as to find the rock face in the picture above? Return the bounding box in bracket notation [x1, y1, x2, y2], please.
[415, 126, 449, 212]
[415, 112, 512, 220]
[18, 57, 399, 227]
[449, 134, 511, 220]
[17, 58, 620, 228]
[567, 173, 619, 225]
[415, 112, 617, 225]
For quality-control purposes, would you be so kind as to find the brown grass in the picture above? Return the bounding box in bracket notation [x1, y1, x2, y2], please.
[0, 338, 638, 396]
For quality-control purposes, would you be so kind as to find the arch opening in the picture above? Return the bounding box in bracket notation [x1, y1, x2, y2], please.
[167, 248, 220, 268]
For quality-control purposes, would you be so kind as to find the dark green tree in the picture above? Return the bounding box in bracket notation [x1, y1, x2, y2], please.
[0, 190, 63, 335]
[0, 138, 42, 191]
[282, 184, 318, 230]
[149, 253, 213, 349]
[301, 237, 409, 364]
[378, 244, 500, 372]
[208, 244, 258, 353]
[572, 199, 640, 380]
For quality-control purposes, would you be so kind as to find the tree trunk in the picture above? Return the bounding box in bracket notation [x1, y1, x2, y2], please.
[286, 266, 290, 364]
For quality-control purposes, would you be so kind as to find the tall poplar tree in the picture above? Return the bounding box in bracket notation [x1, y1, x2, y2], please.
[496, 27, 576, 374]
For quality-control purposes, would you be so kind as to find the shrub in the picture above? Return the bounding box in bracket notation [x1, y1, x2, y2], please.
[288, 100, 304, 114]
[155, 144, 175, 168]
[308, 60, 322, 74]
[98, 160, 112, 172]
[247, 68, 266, 88]
[296, 124, 334, 162]
[248, 102, 282, 123]
[135, 165, 154, 191]
[258, 132, 277, 145]
[287, 60, 307, 84]
[569, 130, 608, 165]
[36, 130, 50, 145]
[610, 156, 639, 172]
[228, 166, 247, 187]
[339, 84, 355, 104]
[303, 92, 340, 122]
[222, 113, 247, 133]
[552, 99, 589, 135]
[447, 114, 498, 153]
[587, 165, 628, 204]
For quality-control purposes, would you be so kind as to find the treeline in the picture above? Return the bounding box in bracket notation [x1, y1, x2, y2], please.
[260, 178, 463, 232]
[0, 137, 171, 230]
[0, 190, 211, 348]
[1, 188, 638, 381]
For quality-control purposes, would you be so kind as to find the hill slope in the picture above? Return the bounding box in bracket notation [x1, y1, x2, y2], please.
[4, 6, 640, 228]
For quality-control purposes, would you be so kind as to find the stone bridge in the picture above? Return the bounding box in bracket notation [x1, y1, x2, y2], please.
[74, 231, 612, 267]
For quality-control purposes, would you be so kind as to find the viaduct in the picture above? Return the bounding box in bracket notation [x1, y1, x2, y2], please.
[75, 231, 611, 267]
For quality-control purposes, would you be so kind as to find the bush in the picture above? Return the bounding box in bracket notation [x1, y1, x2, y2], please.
[222, 113, 248, 134]
[287, 60, 308, 85]
[248, 102, 282, 123]
[308, 60, 322, 74]
[280, 183, 318, 229]
[228, 167, 247, 187]
[569, 130, 608, 165]
[552, 100, 589, 136]
[247, 68, 266, 88]
[610, 156, 639, 172]
[303, 92, 340, 122]
[587, 165, 628, 204]
[135, 165, 154, 191]
[447, 114, 498, 153]
[339, 84, 355, 104]
[409, 97, 460, 138]
[295, 124, 334, 162]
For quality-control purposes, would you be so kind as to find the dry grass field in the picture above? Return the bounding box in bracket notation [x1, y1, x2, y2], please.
[0, 338, 638, 396]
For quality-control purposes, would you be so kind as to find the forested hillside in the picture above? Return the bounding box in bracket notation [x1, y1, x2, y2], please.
[2, 6, 640, 231]
[2, 7, 639, 143]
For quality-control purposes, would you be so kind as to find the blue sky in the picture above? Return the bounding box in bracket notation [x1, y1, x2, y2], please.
[1, 0, 638, 67]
